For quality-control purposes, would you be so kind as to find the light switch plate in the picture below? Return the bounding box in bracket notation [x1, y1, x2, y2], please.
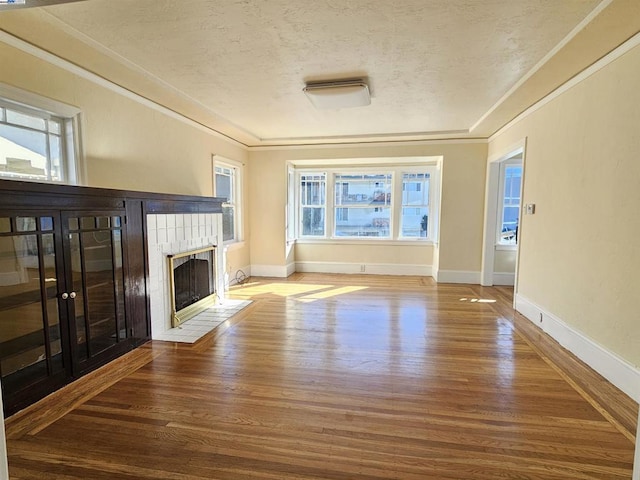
[526, 203, 536, 215]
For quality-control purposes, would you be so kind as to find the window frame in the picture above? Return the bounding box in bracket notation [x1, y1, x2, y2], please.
[212, 155, 243, 245]
[0, 83, 82, 185]
[398, 171, 433, 240]
[298, 172, 327, 238]
[495, 158, 523, 247]
[294, 163, 440, 243]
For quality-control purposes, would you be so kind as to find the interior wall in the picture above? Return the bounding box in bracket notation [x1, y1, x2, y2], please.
[489, 42, 640, 368]
[249, 142, 487, 276]
[0, 40, 251, 275]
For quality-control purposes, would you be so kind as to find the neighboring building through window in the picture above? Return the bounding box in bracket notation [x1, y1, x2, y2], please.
[0, 88, 80, 184]
[334, 174, 391, 237]
[497, 161, 522, 245]
[401, 172, 430, 238]
[213, 157, 242, 243]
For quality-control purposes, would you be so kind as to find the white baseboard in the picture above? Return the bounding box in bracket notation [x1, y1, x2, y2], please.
[435, 270, 481, 284]
[493, 272, 515, 286]
[515, 294, 640, 403]
[250, 264, 290, 278]
[286, 262, 296, 277]
[295, 261, 432, 277]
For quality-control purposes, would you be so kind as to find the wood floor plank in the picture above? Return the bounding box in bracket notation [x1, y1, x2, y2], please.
[5, 274, 637, 479]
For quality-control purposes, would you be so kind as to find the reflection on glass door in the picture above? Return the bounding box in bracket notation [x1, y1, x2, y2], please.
[0, 215, 66, 401]
[65, 213, 128, 368]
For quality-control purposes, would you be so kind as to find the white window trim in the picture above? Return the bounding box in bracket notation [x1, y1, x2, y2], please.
[0, 82, 84, 185]
[495, 157, 523, 247]
[293, 162, 440, 243]
[298, 171, 328, 239]
[212, 154, 243, 244]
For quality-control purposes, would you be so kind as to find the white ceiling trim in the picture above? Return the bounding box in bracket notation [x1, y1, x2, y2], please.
[0, 29, 249, 149]
[488, 29, 640, 143]
[470, 0, 613, 133]
[249, 137, 487, 152]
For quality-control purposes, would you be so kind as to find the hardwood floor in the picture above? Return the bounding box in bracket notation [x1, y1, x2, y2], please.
[5, 273, 638, 479]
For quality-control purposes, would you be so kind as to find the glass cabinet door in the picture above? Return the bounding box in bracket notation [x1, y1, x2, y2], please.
[0, 214, 69, 410]
[64, 213, 129, 372]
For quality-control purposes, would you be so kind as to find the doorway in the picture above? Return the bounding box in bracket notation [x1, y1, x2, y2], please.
[481, 141, 525, 297]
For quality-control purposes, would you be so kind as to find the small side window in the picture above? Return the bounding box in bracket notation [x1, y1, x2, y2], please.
[0, 91, 80, 184]
[213, 157, 243, 243]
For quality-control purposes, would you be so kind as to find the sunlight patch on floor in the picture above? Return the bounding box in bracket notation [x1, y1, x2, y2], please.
[296, 285, 369, 303]
[459, 297, 497, 303]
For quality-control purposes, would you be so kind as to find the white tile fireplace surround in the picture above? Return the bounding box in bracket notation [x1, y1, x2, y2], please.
[146, 213, 226, 340]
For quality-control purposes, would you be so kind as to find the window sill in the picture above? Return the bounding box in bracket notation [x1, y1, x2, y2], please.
[223, 240, 245, 251]
[295, 238, 435, 247]
[495, 244, 517, 251]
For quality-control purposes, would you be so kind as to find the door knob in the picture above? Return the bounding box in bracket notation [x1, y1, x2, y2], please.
[61, 292, 69, 300]
[69, 292, 77, 299]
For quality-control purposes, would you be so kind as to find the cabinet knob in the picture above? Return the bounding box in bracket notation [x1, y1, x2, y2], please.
[69, 292, 77, 299]
[61, 292, 69, 300]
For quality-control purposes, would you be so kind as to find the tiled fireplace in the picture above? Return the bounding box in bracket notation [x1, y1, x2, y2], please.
[146, 213, 225, 339]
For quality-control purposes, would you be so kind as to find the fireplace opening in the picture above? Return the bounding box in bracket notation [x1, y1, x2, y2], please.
[169, 246, 217, 327]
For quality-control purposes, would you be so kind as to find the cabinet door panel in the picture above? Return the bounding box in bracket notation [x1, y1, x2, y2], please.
[0, 214, 69, 415]
[63, 212, 131, 374]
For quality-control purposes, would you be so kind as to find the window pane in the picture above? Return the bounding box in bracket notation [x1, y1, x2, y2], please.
[215, 171, 232, 201]
[0, 218, 11, 233]
[301, 207, 325, 236]
[401, 207, 429, 238]
[16, 217, 36, 232]
[334, 207, 390, 237]
[49, 134, 62, 181]
[334, 174, 391, 206]
[6, 109, 46, 131]
[222, 206, 235, 241]
[40, 217, 53, 231]
[402, 173, 430, 205]
[301, 174, 326, 206]
[0, 124, 49, 180]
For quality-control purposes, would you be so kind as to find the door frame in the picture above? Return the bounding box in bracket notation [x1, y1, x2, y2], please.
[480, 138, 526, 299]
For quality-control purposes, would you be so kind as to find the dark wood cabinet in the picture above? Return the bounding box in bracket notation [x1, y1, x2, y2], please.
[0, 180, 222, 416]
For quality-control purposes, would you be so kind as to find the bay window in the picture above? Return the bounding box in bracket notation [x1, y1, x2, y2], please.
[294, 164, 439, 242]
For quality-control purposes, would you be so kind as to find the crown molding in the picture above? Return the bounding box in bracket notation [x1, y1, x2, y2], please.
[489, 29, 640, 143]
[0, 29, 249, 150]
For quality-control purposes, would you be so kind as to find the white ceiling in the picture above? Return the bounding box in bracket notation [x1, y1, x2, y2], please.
[32, 0, 602, 144]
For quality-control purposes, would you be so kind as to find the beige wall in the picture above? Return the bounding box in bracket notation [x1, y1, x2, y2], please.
[249, 142, 487, 275]
[0, 40, 251, 273]
[489, 43, 640, 367]
[295, 243, 434, 266]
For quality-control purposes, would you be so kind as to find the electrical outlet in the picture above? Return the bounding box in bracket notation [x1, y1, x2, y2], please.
[360, 265, 366, 272]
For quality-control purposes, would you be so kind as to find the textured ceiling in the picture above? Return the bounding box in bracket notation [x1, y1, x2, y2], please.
[24, 1, 604, 143]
